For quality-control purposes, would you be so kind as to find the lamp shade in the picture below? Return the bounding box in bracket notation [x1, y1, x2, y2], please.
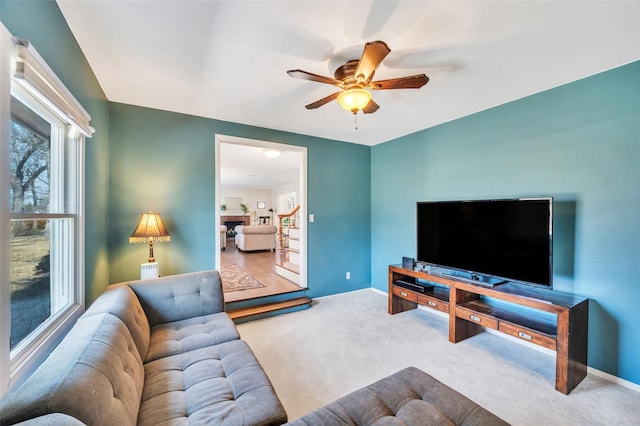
[129, 212, 170, 243]
[337, 88, 372, 112]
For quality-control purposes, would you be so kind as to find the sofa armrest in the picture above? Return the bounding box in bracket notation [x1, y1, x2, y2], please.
[128, 270, 225, 327]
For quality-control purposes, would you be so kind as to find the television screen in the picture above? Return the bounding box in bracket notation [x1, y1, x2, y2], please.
[417, 198, 552, 287]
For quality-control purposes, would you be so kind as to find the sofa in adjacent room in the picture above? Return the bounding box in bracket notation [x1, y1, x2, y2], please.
[220, 224, 228, 250]
[234, 224, 277, 251]
[0, 270, 287, 425]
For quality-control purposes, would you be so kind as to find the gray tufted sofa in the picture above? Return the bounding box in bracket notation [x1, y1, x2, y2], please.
[287, 367, 509, 426]
[0, 270, 287, 425]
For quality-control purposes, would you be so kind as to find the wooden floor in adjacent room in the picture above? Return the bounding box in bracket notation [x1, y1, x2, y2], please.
[221, 241, 302, 303]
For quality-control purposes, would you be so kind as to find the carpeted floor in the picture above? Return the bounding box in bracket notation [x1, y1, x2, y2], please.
[237, 289, 640, 425]
[220, 263, 266, 292]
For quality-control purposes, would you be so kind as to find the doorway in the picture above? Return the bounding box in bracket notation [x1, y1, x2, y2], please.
[214, 135, 308, 300]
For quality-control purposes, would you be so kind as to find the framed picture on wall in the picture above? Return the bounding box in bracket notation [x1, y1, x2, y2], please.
[257, 201, 266, 209]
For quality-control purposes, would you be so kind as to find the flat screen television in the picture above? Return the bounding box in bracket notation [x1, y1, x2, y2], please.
[417, 198, 552, 288]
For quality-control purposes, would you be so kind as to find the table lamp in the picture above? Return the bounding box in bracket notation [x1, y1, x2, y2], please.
[129, 212, 170, 279]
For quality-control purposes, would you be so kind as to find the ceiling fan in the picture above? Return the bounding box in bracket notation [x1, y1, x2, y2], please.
[287, 41, 429, 115]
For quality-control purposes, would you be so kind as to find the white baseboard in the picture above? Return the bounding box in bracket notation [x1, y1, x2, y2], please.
[587, 366, 640, 392]
[370, 287, 387, 297]
[369, 288, 640, 392]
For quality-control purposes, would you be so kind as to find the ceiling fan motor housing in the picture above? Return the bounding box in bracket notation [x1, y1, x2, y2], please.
[334, 60, 373, 87]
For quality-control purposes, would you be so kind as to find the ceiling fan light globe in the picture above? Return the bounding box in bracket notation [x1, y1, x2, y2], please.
[337, 88, 371, 112]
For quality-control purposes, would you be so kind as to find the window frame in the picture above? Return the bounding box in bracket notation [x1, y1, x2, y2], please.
[0, 26, 90, 398]
[8, 85, 80, 354]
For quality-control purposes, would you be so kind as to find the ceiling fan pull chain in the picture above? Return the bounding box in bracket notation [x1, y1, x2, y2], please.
[353, 112, 358, 130]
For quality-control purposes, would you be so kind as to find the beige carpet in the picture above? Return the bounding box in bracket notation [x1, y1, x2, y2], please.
[219, 263, 266, 292]
[237, 289, 640, 424]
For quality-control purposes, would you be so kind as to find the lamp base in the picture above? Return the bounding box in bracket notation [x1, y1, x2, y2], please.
[140, 262, 159, 280]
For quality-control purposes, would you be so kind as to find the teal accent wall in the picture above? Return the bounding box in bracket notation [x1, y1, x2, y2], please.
[108, 103, 371, 298]
[371, 61, 640, 385]
[1, 0, 111, 304]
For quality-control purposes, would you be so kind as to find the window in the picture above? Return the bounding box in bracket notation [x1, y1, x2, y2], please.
[1, 28, 92, 396]
[9, 88, 77, 351]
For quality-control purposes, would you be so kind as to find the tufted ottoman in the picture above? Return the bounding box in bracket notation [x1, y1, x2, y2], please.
[287, 367, 509, 425]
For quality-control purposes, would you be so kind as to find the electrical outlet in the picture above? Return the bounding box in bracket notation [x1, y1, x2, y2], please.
[309, 214, 314, 222]
[346, 272, 350, 280]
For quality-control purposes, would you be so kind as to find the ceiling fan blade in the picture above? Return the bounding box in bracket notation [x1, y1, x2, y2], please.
[369, 74, 429, 90]
[287, 69, 344, 87]
[362, 99, 379, 114]
[354, 40, 391, 83]
[305, 92, 340, 110]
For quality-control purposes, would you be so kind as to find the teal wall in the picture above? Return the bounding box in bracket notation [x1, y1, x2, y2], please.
[108, 103, 371, 298]
[1, 0, 111, 304]
[371, 61, 640, 385]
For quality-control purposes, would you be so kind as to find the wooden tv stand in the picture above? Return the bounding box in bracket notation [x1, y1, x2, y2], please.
[388, 265, 589, 394]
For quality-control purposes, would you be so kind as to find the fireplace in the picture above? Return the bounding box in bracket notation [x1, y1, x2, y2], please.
[221, 215, 250, 238]
[224, 221, 244, 238]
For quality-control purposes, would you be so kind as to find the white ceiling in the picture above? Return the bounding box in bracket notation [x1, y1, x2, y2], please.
[219, 142, 301, 189]
[57, 1, 639, 148]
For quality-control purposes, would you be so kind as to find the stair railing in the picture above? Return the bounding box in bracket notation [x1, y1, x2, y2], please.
[277, 205, 300, 252]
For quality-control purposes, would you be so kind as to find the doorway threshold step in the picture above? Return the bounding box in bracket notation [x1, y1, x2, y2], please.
[275, 263, 300, 284]
[276, 261, 299, 273]
[227, 296, 312, 321]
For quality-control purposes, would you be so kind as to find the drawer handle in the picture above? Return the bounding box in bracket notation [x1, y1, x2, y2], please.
[469, 315, 481, 323]
[400, 291, 408, 297]
[518, 331, 532, 341]
[428, 301, 437, 307]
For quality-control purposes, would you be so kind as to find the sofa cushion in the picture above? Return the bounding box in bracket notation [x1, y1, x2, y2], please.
[0, 313, 144, 426]
[83, 284, 151, 360]
[128, 270, 225, 327]
[287, 367, 508, 426]
[138, 339, 288, 426]
[145, 311, 240, 363]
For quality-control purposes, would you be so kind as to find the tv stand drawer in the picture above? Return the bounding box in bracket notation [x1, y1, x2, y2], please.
[417, 294, 449, 313]
[498, 321, 557, 350]
[455, 306, 498, 330]
[392, 286, 418, 302]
